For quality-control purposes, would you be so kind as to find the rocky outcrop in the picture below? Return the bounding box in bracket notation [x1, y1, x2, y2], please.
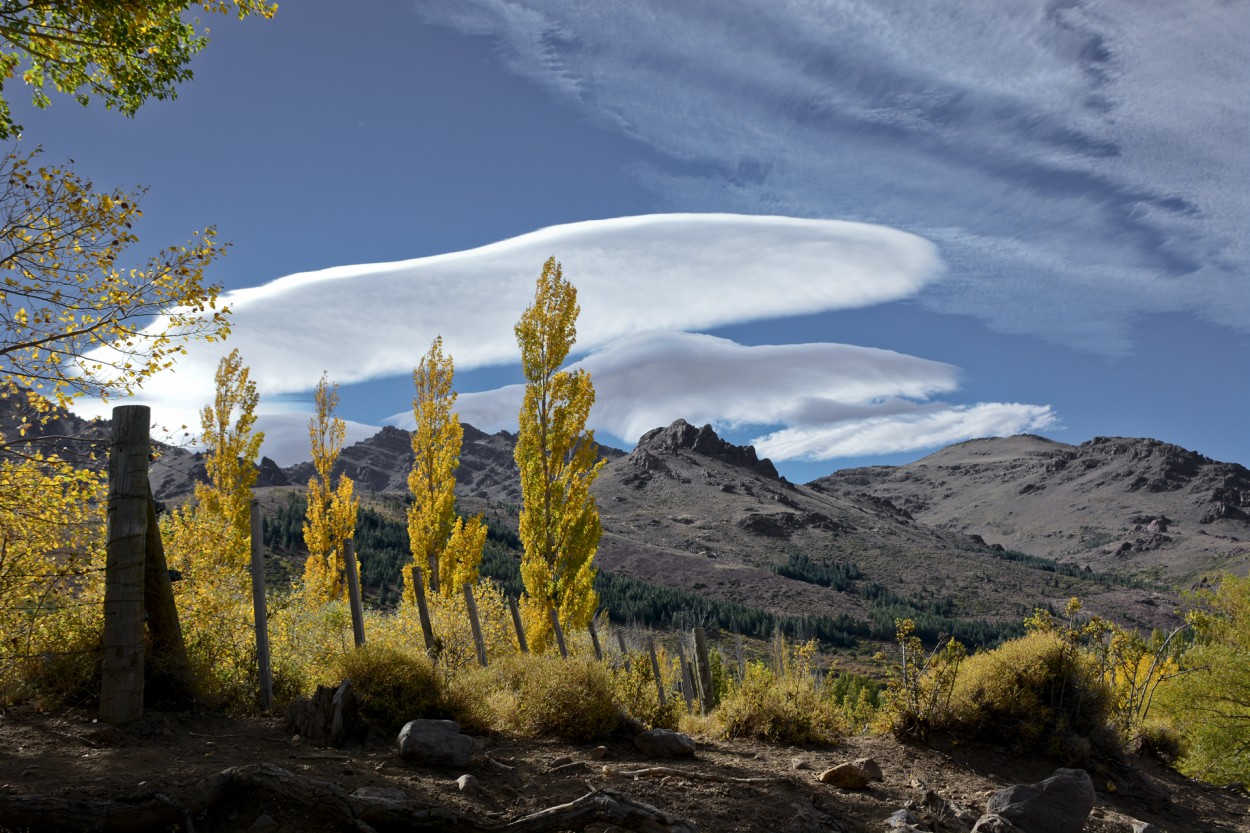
[634, 420, 779, 480]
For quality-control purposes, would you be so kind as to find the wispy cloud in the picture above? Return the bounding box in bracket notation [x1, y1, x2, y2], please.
[419, 0, 1250, 353]
[385, 331, 1055, 464]
[76, 214, 940, 441]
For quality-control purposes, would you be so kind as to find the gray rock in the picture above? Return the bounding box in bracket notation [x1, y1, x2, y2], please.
[887, 808, 921, 828]
[456, 773, 481, 794]
[397, 719, 476, 767]
[985, 768, 1094, 833]
[790, 756, 811, 771]
[817, 762, 871, 790]
[1130, 823, 1163, 833]
[854, 757, 884, 781]
[971, 815, 1021, 833]
[249, 814, 277, 830]
[588, 745, 609, 760]
[633, 728, 696, 759]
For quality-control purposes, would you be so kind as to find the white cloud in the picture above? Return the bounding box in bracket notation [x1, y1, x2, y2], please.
[419, 0, 1250, 352]
[753, 403, 1058, 462]
[74, 213, 940, 435]
[386, 332, 1054, 462]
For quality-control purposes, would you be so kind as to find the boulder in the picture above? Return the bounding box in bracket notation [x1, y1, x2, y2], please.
[853, 757, 884, 781]
[817, 762, 871, 790]
[397, 719, 475, 767]
[984, 768, 1093, 833]
[634, 728, 696, 759]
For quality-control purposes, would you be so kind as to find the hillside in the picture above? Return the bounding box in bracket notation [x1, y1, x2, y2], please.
[811, 435, 1250, 584]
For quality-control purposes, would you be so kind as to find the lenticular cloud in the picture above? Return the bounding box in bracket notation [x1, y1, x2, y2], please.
[76, 213, 941, 432]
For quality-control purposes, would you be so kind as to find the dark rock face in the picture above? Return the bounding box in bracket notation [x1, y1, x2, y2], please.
[255, 456, 289, 487]
[634, 419, 779, 479]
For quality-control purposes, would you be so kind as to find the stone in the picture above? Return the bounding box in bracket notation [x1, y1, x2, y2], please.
[1130, 823, 1162, 833]
[817, 762, 871, 790]
[790, 756, 811, 771]
[971, 815, 1021, 833]
[397, 719, 476, 767]
[456, 774, 481, 794]
[887, 808, 921, 828]
[587, 745, 609, 760]
[249, 814, 277, 830]
[853, 756, 884, 781]
[985, 768, 1094, 833]
[633, 728, 696, 759]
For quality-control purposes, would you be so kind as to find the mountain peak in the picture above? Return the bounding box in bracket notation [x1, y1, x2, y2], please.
[635, 419, 780, 480]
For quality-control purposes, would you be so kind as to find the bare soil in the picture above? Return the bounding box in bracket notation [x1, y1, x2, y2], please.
[1, 707, 1246, 833]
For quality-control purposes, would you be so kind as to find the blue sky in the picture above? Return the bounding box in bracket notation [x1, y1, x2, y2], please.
[18, 0, 1248, 481]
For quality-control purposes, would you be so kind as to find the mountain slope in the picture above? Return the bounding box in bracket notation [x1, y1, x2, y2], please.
[810, 434, 1250, 583]
[591, 421, 1179, 637]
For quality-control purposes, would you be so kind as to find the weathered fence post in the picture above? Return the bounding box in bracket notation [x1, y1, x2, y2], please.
[410, 566, 436, 657]
[344, 540, 366, 648]
[647, 636, 666, 707]
[100, 405, 150, 724]
[735, 634, 746, 682]
[588, 618, 603, 661]
[144, 493, 191, 702]
[676, 642, 695, 712]
[550, 607, 569, 658]
[694, 627, 716, 713]
[463, 583, 488, 667]
[250, 500, 274, 712]
[507, 596, 529, 654]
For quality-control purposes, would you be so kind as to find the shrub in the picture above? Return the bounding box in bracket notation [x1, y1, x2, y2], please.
[713, 662, 846, 745]
[943, 630, 1115, 757]
[610, 651, 680, 730]
[456, 654, 621, 741]
[332, 644, 442, 734]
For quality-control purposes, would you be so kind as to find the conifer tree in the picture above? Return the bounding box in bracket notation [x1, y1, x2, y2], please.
[302, 374, 359, 605]
[514, 257, 604, 651]
[406, 336, 484, 600]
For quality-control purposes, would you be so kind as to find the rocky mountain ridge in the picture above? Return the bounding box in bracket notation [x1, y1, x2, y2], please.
[812, 434, 1250, 582]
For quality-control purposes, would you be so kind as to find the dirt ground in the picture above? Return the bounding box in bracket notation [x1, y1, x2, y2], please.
[0, 706, 1246, 833]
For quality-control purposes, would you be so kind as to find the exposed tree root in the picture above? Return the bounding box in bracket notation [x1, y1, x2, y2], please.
[604, 764, 792, 786]
[0, 761, 700, 833]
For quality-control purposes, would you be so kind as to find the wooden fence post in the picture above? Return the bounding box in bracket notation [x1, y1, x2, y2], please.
[463, 583, 488, 667]
[676, 642, 694, 712]
[616, 630, 631, 672]
[550, 607, 569, 658]
[507, 596, 529, 654]
[410, 566, 436, 658]
[735, 634, 746, 683]
[588, 618, 603, 661]
[143, 493, 191, 702]
[693, 627, 716, 713]
[647, 637, 666, 707]
[100, 405, 150, 724]
[250, 500, 274, 712]
[344, 540, 366, 648]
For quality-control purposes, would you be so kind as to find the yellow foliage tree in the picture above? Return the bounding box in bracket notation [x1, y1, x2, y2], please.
[0, 1, 276, 139]
[405, 336, 484, 600]
[514, 257, 604, 652]
[302, 374, 359, 606]
[191, 348, 263, 575]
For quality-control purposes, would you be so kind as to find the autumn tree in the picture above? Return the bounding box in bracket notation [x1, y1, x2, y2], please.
[302, 374, 359, 606]
[0, 150, 229, 425]
[191, 348, 263, 573]
[514, 257, 604, 652]
[0, 0, 276, 139]
[405, 336, 484, 601]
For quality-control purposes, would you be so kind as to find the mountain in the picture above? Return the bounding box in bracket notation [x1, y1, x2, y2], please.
[810, 434, 1250, 584]
[588, 421, 1179, 638]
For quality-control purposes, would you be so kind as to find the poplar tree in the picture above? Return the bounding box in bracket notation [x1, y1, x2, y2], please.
[405, 336, 484, 601]
[302, 374, 359, 605]
[514, 257, 604, 652]
[193, 348, 263, 573]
